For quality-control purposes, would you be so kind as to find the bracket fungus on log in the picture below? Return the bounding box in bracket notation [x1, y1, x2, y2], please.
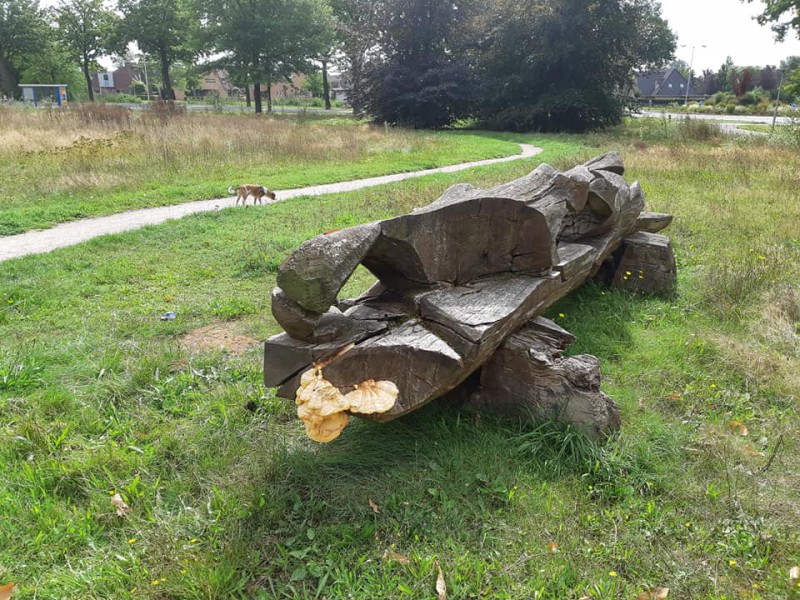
[264, 152, 677, 442]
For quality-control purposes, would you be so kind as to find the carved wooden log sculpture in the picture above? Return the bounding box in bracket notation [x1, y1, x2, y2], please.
[264, 153, 677, 442]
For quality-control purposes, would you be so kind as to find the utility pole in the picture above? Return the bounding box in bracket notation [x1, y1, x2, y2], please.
[142, 54, 151, 101]
[772, 68, 786, 134]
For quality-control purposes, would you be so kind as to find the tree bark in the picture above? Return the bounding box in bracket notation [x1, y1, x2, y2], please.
[266, 75, 272, 112]
[0, 57, 19, 99]
[245, 85, 251, 108]
[254, 82, 262, 113]
[322, 59, 331, 110]
[159, 48, 175, 100]
[82, 57, 94, 102]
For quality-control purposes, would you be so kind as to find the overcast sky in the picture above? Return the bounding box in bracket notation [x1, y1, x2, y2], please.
[659, 0, 800, 71]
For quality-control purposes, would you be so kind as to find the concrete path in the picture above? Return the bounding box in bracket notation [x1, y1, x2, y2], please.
[0, 143, 542, 263]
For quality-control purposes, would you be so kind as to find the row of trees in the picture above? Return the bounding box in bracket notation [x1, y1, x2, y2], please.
[678, 56, 800, 99]
[2, 0, 799, 131]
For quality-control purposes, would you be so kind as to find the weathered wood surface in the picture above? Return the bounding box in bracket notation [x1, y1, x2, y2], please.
[463, 317, 621, 439]
[264, 153, 675, 439]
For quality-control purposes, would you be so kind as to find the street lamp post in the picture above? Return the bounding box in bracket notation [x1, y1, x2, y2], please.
[683, 45, 706, 106]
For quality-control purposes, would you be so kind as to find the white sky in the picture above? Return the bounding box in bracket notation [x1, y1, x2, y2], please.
[658, 0, 800, 70]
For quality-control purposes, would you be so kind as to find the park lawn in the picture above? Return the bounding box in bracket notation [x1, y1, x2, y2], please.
[1, 130, 800, 599]
[0, 105, 521, 236]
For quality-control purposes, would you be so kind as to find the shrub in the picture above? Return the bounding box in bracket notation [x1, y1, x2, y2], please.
[101, 93, 143, 104]
[738, 92, 759, 106]
[725, 104, 737, 114]
[676, 116, 722, 142]
[734, 105, 750, 114]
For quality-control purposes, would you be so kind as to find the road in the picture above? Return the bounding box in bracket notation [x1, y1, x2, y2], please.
[119, 102, 353, 115]
[632, 110, 795, 125]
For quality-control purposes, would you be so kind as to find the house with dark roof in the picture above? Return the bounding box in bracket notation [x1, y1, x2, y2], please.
[635, 68, 703, 102]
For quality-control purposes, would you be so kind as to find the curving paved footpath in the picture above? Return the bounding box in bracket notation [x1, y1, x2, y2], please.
[0, 143, 542, 263]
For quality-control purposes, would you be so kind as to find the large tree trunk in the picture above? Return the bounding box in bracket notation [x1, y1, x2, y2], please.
[0, 57, 19, 99]
[349, 56, 363, 117]
[266, 75, 272, 112]
[254, 82, 262, 113]
[159, 49, 175, 100]
[264, 153, 678, 438]
[245, 85, 251, 108]
[82, 58, 94, 102]
[322, 59, 331, 110]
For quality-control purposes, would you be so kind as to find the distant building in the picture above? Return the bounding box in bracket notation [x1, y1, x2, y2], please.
[635, 68, 703, 102]
[93, 65, 141, 96]
[189, 69, 237, 98]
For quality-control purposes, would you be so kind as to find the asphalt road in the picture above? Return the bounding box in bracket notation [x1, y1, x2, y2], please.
[632, 110, 795, 125]
[119, 102, 352, 115]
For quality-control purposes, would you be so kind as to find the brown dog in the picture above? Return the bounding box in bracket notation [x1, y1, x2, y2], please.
[228, 184, 277, 206]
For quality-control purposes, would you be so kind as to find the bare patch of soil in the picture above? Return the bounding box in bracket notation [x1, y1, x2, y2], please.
[180, 322, 259, 355]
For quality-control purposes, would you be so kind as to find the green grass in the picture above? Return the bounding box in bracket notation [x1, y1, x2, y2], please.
[2, 129, 800, 599]
[0, 106, 521, 236]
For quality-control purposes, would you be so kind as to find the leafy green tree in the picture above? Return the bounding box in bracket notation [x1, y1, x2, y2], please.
[355, 0, 480, 128]
[475, 0, 676, 132]
[329, 0, 382, 115]
[0, 0, 48, 98]
[53, 0, 118, 101]
[117, 0, 195, 99]
[745, 0, 800, 41]
[19, 37, 86, 99]
[197, 0, 334, 113]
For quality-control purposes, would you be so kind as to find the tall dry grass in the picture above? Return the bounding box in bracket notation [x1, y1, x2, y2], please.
[0, 104, 415, 163]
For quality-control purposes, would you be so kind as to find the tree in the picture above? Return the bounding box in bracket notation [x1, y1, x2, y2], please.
[699, 69, 721, 95]
[117, 0, 195, 99]
[53, 0, 118, 101]
[745, 0, 800, 41]
[20, 37, 87, 99]
[475, 0, 676, 132]
[329, 0, 382, 115]
[0, 0, 48, 99]
[355, 0, 481, 128]
[197, 0, 333, 113]
[717, 56, 735, 92]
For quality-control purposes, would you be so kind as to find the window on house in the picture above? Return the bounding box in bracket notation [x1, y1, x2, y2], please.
[667, 83, 673, 88]
[103, 74, 110, 81]
[680, 83, 685, 88]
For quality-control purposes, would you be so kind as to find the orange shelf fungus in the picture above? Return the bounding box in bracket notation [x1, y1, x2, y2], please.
[296, 359, 399, 443]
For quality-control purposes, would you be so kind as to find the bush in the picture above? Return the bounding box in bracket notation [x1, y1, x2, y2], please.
[101, 93, 143, 104]
[738, 92, 759, 106]
[725, 104, 737, 114]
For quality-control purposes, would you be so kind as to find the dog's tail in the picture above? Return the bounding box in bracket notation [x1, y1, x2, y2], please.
[227, 186, 236, 195]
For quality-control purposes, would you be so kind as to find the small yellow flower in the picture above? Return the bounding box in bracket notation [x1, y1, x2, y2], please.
[710, 384, 717, 389]
[180, 569, 187, 575]
[190, 538, 199, 543]
[558, 313, 565, 318]
[128, 538, 136, 544]
[152, 579, 160, 586]
[729, 559, 737, 566]
[625, 271, 632, 276]
[609, 570, 618, 577]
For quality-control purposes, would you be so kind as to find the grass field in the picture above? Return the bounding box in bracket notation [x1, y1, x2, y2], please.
[1, 123, 800, 599]
[0, 105, 520, 236]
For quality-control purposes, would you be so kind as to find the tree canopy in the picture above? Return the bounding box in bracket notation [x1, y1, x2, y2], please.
[53, 0, 119, 100]
[0, 0, 48, 98]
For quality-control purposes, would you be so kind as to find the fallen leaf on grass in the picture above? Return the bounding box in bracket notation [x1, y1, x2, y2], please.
[547, 542, 560, 554]
[111, 493, 129, 517]
[729, 421, 749, 436]
[436, 563, 446, 600]
[382, 551, 410, 565]
[368, 498, 380, 514]
[743, 445, 764, 457]
[665, 393, 681, 401]
[0, 582, 15, 600]
[636, 587, 669, 600]
[790, 566, 800, 580]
